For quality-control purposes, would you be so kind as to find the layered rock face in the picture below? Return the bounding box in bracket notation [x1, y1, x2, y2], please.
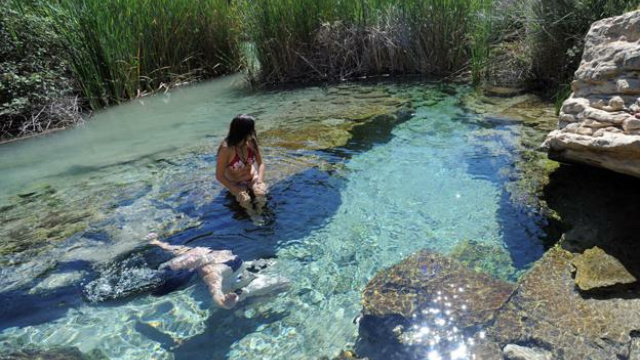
[543, 10, 640, 178]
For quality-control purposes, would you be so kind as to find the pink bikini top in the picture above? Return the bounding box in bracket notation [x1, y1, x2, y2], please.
[227, 146, 255, 170]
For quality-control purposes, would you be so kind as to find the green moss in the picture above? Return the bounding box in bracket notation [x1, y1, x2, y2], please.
[450, 239, 518, 282]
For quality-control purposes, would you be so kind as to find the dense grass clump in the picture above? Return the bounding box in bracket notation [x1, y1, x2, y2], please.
[242, 0, 494, 85]
[14, 0, 241, 109]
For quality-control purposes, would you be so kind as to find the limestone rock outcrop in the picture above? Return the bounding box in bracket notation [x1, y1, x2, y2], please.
[489, 247, 640, 359]
[543, 10, 640, 178]
[571, 246, 637, 291]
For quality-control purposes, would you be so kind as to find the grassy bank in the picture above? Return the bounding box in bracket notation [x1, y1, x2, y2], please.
[16, 0, 241, 109]
[2, 0, 241, 140]
[0, 4, 79, 138]
[2, 0, 639, 139]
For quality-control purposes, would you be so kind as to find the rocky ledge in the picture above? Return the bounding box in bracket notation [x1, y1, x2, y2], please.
[358, 247, 640, 360]
[543, 10, 640, 178]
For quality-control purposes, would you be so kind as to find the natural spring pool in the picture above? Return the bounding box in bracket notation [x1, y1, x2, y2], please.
[0, 76, 553, 359]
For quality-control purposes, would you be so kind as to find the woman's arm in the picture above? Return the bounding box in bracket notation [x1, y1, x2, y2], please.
[216, 145, 243, 194]
[253, 143, 266, 183]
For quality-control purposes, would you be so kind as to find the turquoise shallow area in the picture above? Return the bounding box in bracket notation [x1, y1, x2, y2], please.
[0, 78, 546, 359]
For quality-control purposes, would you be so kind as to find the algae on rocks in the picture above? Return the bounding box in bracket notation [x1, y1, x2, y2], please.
[261, 85, 412, 150]
[450, 239, 519, 282]
[571, 246, 637, 291]
[489, 246, 640, 359]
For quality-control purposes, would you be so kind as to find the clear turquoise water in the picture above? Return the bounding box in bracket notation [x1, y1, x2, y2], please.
[0, 77, 547, 359]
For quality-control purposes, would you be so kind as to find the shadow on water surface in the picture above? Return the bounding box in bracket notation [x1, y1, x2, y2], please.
[166, 164, 344, 261]
[0, 260, 93, 331]
[460, 115, 548, 272]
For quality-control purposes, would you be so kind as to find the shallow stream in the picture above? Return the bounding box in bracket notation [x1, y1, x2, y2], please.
[0, 76, 554, 359]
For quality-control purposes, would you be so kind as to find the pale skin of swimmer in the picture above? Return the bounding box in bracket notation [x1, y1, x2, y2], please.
[149, 236, 287, 309]
[216, 136, 268, 215]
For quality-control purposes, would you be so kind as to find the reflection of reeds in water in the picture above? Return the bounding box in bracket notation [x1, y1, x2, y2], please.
[13, 0, 240, 109]
[242, 0, 494, 85]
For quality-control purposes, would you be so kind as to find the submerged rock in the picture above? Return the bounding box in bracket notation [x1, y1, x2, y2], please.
[362, 250, 515, 324]
[0, 347, 84, 360]
[82, 253, 180, 303]
[543, 11, 640, 179]
[489, 246, 640, 359]
[358, 250, 514, 359]
[260, 86, 412, 150]
[503, 344, 552, 360]
[450, 239, 518, 282]
[571, 246, 637, 291]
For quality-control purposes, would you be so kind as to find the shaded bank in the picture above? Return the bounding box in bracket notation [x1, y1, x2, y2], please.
[544, 164, 640, 283]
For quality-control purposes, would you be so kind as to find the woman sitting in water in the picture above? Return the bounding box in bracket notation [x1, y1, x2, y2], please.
[216, 114, 268, 217]
[148, 234, 289, 309]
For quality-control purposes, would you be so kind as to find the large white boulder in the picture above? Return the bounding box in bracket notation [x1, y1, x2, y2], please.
[543, 11, 640, 178]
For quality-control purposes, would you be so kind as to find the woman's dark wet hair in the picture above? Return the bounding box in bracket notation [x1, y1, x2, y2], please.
[223, 114, 259, 150]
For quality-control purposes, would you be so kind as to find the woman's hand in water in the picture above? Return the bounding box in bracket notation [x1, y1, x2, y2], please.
[252, 181, 268, 196]
[235, 191, 251, 205]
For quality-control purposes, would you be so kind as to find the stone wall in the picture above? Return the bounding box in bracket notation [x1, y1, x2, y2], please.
[543, 10, 640, 178]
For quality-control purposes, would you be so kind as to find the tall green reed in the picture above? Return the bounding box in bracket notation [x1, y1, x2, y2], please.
[528, 0, 640, 93]
[241, 0, 495, 85]
[14, 0, 240, 109]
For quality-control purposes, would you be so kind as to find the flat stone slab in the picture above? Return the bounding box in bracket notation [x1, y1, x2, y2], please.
[358, 249, 515, 359]
[503, 344, 553, 360]
[362, 249, 515, 328]
[571, 246, 637, 291]
[489, 247, 640, 360]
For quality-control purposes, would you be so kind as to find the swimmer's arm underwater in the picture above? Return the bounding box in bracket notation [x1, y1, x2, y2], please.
[149, 238, 187, 254]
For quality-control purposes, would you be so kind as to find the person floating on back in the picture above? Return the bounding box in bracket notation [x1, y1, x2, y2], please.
[216, 114, 268, 220]
[148, 234, 289, 309]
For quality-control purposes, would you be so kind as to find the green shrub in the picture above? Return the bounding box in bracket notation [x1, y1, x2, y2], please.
[0, 6, 77, 138]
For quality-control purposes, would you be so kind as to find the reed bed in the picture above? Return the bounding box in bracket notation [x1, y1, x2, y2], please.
[13, 0, 241, 109]
[527, 0, 640, 92]
[241, 0, 494, 85]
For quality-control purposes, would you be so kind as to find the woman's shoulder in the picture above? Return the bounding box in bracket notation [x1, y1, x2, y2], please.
[218, 141, 233, 154]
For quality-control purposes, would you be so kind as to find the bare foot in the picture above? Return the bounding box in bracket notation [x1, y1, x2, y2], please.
[221, 293, 239, 309]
